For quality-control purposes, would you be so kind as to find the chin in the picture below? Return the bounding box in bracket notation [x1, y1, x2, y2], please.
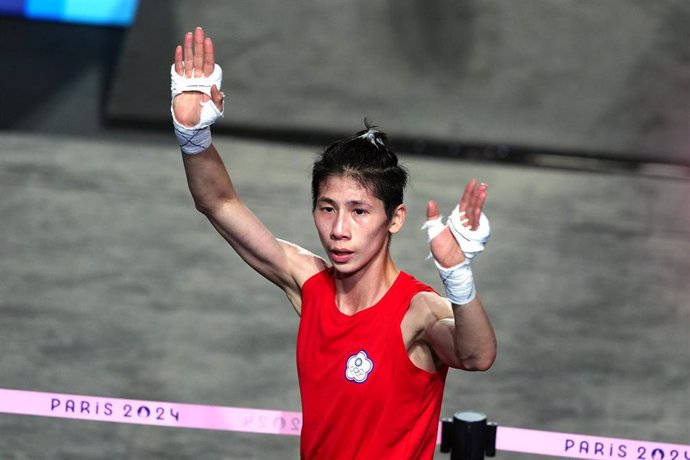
[330, 263, 359, 277]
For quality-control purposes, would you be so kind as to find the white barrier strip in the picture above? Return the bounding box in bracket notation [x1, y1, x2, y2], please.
[497, 426, 689, 460]
[1, 388, 688, 459]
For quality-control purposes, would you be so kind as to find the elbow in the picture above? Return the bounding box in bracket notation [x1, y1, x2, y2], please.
[458, 346, 497, 372]
[466, 354, 495, 372]
[193, 199, 214, 216]
[192, 194, 229, 217]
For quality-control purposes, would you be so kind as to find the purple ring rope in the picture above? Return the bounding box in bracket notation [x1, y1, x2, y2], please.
[1, 388, 687, 459]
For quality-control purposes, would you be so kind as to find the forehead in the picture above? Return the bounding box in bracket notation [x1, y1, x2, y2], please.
[317, 175, 379, 203]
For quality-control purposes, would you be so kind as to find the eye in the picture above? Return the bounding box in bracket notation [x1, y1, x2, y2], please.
[320, 206, 335, 213]
[353, 209, 367, 216]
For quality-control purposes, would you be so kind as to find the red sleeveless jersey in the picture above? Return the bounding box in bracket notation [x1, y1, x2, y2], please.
[296, 268, 448, 459]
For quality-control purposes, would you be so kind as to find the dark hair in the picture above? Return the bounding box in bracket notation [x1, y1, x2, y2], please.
[311, 122, 408, 220]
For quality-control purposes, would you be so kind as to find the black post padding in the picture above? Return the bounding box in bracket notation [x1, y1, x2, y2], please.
[450, 411, 487, 460]
[441, 418, 454, 453]
[485, 422, 497, 457]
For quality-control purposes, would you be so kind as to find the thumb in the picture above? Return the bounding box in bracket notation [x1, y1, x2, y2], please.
[426, 200, 440, 221]
[210, 84, 224, 112]
[426, 199, 464, 268]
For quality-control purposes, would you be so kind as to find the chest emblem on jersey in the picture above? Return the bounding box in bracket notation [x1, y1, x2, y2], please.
[345, 350, 374, 384]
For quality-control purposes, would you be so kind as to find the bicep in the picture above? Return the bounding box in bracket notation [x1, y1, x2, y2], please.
[423, 295, 497, 371]
[410, 293, 470, 369]
[407, 293, 462, 368]
[425, 311, 464, 369]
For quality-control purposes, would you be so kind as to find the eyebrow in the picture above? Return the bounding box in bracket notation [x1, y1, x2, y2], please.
[316, 197, 372, 208]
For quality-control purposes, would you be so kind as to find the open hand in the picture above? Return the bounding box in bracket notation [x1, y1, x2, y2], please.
[172, 27, 224, 127]
[427, 179, 488, 268]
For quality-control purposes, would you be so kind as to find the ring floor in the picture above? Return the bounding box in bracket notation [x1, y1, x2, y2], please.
[0, 131, 688, 459]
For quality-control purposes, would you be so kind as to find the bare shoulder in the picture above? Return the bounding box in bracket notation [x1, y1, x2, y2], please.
[278, 239, 328, 281]
[411, 290, 453, 315]
[278, 239, 329, 310]
[406, 290, 453, 331]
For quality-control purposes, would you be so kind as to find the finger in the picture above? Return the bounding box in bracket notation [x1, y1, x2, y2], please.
[458, 178, 478, 212]
[426, 200, 440, 220]
[183, 32, 193, 78]
[193, 27, 205, 77]
[174, 45, 183, 76]
[210, 85, 224, 111]
[465, 209, 482, 231]
[467, 182, 487, 211]
[204, 37, 215, 76]
[469, 185, 488, 230]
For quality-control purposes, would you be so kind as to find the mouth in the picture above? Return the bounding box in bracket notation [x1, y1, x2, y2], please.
[330, 249, 354, 264]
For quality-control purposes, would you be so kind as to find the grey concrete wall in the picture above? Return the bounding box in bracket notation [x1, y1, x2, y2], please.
[108, 0, 690, 164]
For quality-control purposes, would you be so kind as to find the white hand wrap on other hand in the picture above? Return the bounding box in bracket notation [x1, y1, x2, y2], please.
[170, 63, 225, 154]
[422, 206, 491, 305]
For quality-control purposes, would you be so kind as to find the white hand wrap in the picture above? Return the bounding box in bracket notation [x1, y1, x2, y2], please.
[422, 206, 491, 305]
[421, 215, 446, 242]
[171, 63, 223, 100]
[170, 63, 225, 155]
[434, 259, 476, 305]
[446, 206, 491, 261]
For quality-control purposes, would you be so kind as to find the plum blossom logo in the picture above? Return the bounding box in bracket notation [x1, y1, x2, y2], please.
[345, 350, 374, 383]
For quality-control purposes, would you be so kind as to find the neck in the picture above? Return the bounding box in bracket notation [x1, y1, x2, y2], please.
[334, 255, 399, 315]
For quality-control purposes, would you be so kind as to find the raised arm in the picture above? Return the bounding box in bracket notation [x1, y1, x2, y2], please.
[421, 179, 497, 371]
[171, 27, 325, 309]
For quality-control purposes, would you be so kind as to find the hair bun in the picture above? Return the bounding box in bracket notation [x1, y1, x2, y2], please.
[357, 127, 387, 150]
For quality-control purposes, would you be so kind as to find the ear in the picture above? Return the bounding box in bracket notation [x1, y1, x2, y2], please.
[388, 204, 406, 235]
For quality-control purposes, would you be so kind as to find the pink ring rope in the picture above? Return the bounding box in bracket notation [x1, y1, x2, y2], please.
[1, 388, 687, 459]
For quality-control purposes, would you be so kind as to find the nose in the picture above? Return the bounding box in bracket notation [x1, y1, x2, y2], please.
[331, 213, 351, 240]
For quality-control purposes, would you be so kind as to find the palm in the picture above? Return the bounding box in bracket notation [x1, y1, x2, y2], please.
[173, 92, 208, 127]
[430, 227, 465, 267]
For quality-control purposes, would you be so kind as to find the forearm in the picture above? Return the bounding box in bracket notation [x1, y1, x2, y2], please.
[451, 296, 496, 371]
[182, 143, 238, 215]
